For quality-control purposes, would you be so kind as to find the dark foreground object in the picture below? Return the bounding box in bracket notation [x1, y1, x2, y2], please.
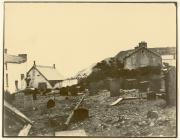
[73, 108, 89, 121]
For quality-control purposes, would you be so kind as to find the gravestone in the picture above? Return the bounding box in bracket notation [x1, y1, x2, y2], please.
[165, 67, 176, 106]
[73, 108, 89, 121]
[109, 78, 123, 97]
[24, 94, 33, 111]
[47, 99, 55, 109]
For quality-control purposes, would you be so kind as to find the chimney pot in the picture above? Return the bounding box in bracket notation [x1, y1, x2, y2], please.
[33, 61, 36, 66]
[53, 64, 55, 69]
[138, 41, 147, 48]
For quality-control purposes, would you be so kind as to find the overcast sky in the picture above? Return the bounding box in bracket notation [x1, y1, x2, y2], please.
[5, 3, 176, 78]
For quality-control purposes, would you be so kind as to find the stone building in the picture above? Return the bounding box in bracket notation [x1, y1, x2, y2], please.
[123, 42, 162, 70]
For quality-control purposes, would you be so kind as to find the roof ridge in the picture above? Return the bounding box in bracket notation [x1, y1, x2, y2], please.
[123, 47, 143, 59]
[123, 46, 161, 60]
[36, 65, 54, 69]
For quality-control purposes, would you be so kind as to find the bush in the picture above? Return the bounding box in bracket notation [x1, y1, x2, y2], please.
[85, 65, 161, 83]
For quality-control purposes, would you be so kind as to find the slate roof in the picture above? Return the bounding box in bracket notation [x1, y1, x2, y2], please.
[4, 99, 32, 136]
[4, 100, 33, 125]
[35, 65, 64, 81]
[4, 54, 27, 64]
[116, 47, 175, 62]
[123, 46, 161, 60]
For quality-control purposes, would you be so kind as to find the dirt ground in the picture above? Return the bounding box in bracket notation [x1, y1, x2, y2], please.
[11, 90, 176, 137]
[69, 90, 176, 137]
[12, 93, 82, 136]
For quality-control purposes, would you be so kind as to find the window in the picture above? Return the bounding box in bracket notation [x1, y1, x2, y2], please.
[5, 63, 7, 70]
[6, 73, 8, 87]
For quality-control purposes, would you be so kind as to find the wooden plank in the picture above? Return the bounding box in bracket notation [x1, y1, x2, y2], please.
[124, 97, 147, 100]
[110, 96, 147, 106]
[55, 129, 87, 136]
[4, 100, 33, 124]
[110, 97, 123, 106]
[18, 124, 32, 136]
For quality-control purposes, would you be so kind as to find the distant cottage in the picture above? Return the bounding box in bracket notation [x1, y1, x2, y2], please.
[26, 61, 64, 89]
[122, 41, 162, 70]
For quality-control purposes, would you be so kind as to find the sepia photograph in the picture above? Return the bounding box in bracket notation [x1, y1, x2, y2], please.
[3, 1, 177, 137]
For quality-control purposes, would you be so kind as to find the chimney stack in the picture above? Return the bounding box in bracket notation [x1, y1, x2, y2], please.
[53, 64, 55, 69]
[33, 61, 36, 66]
[138, 41, 147, 48]
[4, 48, 7, 54]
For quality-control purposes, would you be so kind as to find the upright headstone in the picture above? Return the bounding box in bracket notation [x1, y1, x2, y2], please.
[109, 78, 122, 97]
[24, 94, 33, 111]
[165, 67, 176, 106]
[89, 82, 98, 95]
[73, 108, 89, 121]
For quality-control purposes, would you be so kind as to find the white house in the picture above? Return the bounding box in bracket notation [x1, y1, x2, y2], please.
[4, 49, 27, 93]
[26, 61, 64, 89]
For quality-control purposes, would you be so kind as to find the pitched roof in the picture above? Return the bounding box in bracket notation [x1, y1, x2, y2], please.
[4, 100, 33, 124]
[123, 46, 161, 60]
[35, 65, 64, 81]
[4, 54, 27, 64]
[116, 47, 174, 62]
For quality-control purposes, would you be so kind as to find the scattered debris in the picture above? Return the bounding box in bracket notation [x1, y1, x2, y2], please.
[68, 91, 176, 137]
[10, 89, 176, 137]
[147, 111, 158, 120]
[110, 97, 123, 106]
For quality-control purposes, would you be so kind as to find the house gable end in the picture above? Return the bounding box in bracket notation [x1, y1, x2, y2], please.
[123, 47, 161, 62]
[27, 67, 53, 88]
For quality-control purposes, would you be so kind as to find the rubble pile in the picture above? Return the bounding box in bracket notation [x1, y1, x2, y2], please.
[11, 89, 176, 137]
[68, 90, 176, 137]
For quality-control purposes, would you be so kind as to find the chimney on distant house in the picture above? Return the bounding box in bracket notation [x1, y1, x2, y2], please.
[4, 48, 7, 54]
[53, 64, 55, 69]
[138, 41, 147, 48]
[33, 61, 36, 66]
